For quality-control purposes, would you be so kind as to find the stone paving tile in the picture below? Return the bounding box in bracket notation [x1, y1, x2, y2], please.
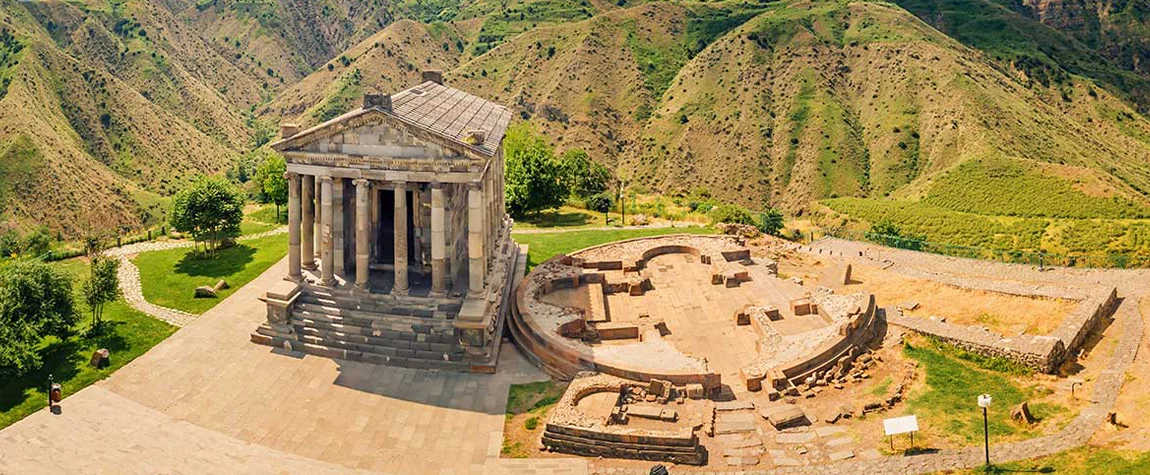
[0, 257, 589, 475]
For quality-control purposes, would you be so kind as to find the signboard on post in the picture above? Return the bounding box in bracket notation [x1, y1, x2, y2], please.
[883, 415, 919, 436]
[883, 415, 919, 450]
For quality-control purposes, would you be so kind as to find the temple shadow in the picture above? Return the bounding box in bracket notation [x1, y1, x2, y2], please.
[324, 342, 535, 416]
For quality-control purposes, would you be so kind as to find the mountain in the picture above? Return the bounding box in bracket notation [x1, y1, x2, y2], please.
[7, 0, 1150, 247]
[268, 0, 1150, 219]
[0, 0, 397, 236]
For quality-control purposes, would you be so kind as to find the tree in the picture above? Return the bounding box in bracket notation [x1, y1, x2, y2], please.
[170, 176, 245, 255]
[586, 192, 614, 225]
[255, 154, 288, 221]
[23, 226, 52, 257]
[82, 254, 121, 330]
[759, 208, 785, 237]
[504, 123, 569, 218]
[0, 261, 76, 378]
[708, 203, 757, 226]
[559, 149, 613, 200]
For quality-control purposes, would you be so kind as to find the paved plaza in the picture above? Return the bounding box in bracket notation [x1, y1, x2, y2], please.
[0, 258, 587, 475]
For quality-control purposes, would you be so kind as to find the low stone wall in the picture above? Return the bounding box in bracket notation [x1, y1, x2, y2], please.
[890, 287, 1118, 373]
[1051, 288, 1119, 353]
[889, 313, 1065, 373]
[542, 373, 707, 466]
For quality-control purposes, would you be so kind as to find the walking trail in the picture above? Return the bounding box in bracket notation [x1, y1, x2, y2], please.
[107, 226, 288, 327]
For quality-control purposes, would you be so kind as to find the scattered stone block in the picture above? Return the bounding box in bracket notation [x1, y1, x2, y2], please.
[89, 348, 110, 369]
[828, 450, 855, 461]
[775, 432, 817, 444]
[1012, 402, 1036, 425]
[760, 405, 809, 429]
[685, 383, 705, 399]
[194, 286, 217, 298]
[735, 304, 753, 326]
[649, 379, 671, 397]
[901, 301, 920, 311]
[626, 405, 678, 422]
[841, 264, 853, 285]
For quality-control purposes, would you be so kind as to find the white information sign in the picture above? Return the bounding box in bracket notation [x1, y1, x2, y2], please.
[883, 415, 919, 436]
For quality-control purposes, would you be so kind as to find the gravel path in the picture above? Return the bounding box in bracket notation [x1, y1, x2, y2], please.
[110, 226, 288, 327]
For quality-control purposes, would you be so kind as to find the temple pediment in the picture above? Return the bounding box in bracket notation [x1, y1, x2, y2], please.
[272, 81, 512, 161]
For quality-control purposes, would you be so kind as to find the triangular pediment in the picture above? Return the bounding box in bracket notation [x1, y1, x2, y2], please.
[273, 109, 468, 160]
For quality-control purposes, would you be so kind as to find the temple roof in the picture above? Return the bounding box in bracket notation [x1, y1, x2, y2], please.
[272, 81, 513, 157]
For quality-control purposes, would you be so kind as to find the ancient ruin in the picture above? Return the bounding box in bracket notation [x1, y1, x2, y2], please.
[250, 72, 518, 372]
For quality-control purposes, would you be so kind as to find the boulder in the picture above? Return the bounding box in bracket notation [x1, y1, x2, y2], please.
[90, 348, 110, 369]
[194, 286, 217, 298]
[685, 383, 706, 400]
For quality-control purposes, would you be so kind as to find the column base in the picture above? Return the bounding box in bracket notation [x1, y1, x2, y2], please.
[429, 290, 447, 299]
[302, 261, 318, 271]
[286, 274, 303, 283]
[391, 287, 410, 297]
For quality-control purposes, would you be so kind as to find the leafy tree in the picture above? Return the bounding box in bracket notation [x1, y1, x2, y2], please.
[23, 226, 52, 257]
[759, 208, 785, 236]
[559, 148, 613, 200]
[255, 154, 288, 220]
[708, 203, 757, 226]
[504, 123, 569, 217]
[586, 192, 614, 225]
[170, 176, 245, 255]
[0, 261, 76, 378]
[0, 229, 22, 257]
[82, 254, 121, 330]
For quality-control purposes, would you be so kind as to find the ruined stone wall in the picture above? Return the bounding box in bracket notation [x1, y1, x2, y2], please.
[542, 373, 707, 466]
[891, 287, 1118, 373]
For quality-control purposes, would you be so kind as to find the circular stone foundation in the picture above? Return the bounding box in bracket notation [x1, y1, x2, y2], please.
[511, 234, 881, 394]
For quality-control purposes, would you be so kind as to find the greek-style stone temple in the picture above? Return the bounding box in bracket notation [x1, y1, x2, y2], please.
[250, 72, 519, 372]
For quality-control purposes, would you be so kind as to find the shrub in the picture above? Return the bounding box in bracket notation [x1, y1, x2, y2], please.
[504, 123, 569, 217]
[0, 261, 77, 378]
[708, 203, 756, 226]
[759, 208, 785, 236]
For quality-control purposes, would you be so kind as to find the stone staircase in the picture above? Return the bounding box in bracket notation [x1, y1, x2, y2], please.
[253, 288, 472, 371]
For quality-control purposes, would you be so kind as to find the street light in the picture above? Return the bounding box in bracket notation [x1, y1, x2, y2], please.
[978, 393, 992, 467]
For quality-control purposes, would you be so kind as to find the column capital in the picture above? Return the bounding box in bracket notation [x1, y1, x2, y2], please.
[468, 181, 482, 191]
[392, 179, 407, 188]
[430, 181, 443, 189]
[353, 178, 371, 188]
[284, 171, 300, 181]
[319, 175, 334, 184]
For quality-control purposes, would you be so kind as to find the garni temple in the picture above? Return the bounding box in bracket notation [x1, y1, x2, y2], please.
[251, 71, 519, 372]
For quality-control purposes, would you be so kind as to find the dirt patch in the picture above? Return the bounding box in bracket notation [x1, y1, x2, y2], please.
[502, 380, 569, 458]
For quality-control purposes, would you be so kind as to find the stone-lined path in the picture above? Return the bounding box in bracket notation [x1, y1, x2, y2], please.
[108, 226, 288, 327]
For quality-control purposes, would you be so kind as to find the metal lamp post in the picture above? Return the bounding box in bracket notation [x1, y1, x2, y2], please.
[978, 393, 992, 466]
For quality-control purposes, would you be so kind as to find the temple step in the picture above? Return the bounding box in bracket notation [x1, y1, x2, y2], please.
[265, 337, 469, 371]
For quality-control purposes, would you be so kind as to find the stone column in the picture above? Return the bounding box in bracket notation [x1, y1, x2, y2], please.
[332, 178, 345, 278]
[370, 186, 380, 263]
[287, 172, 302, 281]
[314, 178, 323, 259]
[301, 175, 316, 270]
[319, 177, 335, 286]
[467, 183, 486, 296]
[393, 183, 409, 295]
[354, 179, 371, 291]
[430, 183, 447, 297]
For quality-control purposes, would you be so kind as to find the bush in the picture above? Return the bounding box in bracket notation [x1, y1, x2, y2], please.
[586, 192, 613, 224]
[0, 261, 77, 378]
[708, 203, 757, 226]
[759, 208, 784, 236]
[23, 227, 52, 257]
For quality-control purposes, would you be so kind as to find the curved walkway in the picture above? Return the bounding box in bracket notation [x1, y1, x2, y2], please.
[109, 226, 288, 327]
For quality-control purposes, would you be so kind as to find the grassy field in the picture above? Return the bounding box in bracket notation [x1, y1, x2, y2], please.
[512, 225, 715, 269]
[0, 259, 176, 430]
[903, 339, 1066, 446]
[512, 206, 621, 230]
[133, 232, 288, 314]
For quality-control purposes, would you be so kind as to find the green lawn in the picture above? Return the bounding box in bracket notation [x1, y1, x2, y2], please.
[955, 447, 1150, 474]
[903, 340, 1065, 445]
[0, 259, 176, 430]
[512, 206, 621, 230]
[512, 226, 715, 270]
[133, 233, 288, 314]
